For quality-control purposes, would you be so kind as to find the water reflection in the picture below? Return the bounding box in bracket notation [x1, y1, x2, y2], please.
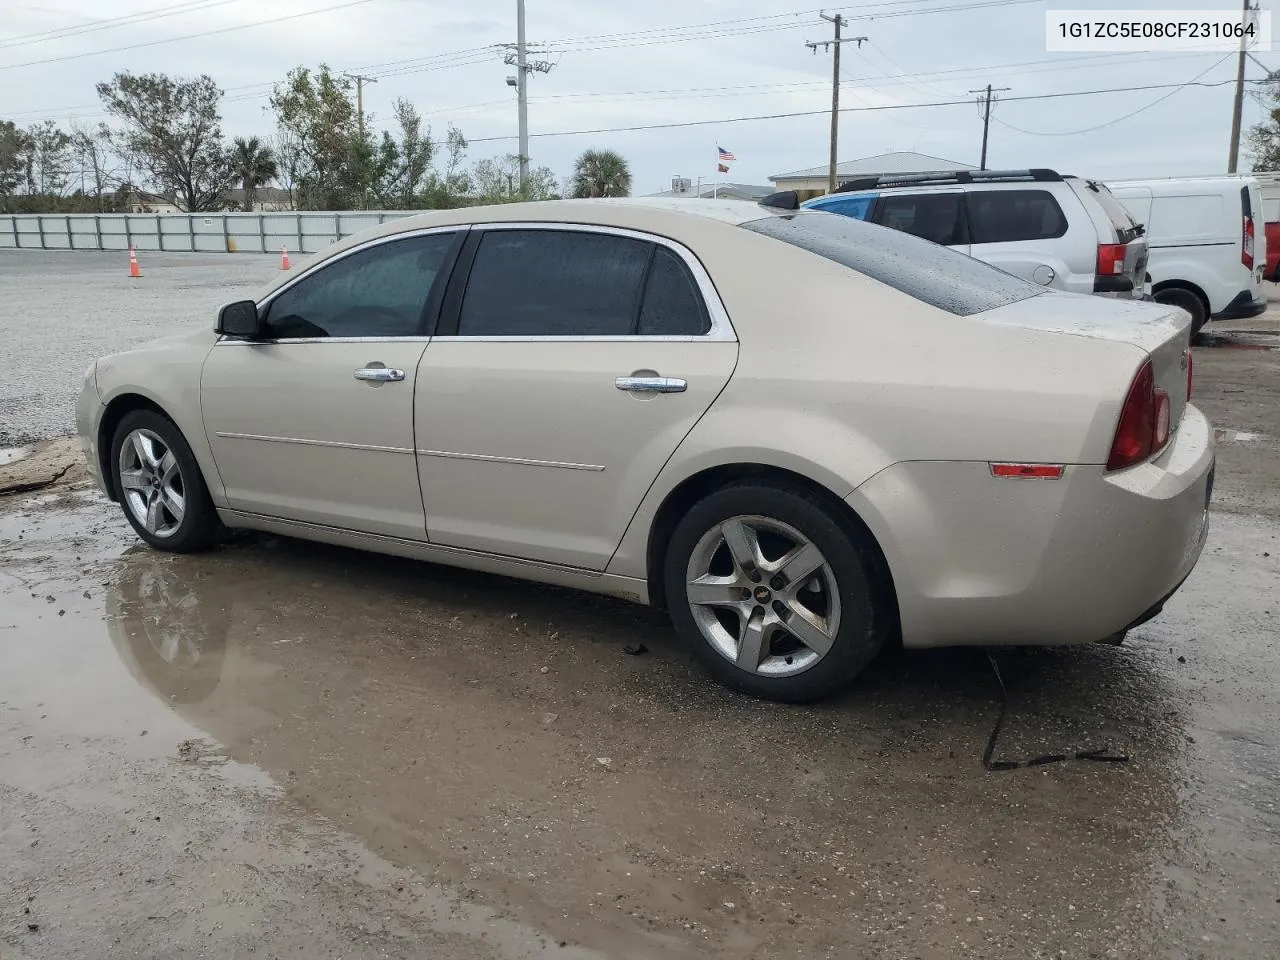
[100, 533, 1191, 959]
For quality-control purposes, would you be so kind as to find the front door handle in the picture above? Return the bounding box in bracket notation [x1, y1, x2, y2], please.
[615, 376, 687, 394]
[354, 366, 405, 382]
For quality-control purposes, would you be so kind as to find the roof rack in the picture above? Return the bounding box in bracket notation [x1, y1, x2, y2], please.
[833, 168, 1063, 194]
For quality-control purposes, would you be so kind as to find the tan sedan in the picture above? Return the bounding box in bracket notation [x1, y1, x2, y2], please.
[76, 198, 1214, 701]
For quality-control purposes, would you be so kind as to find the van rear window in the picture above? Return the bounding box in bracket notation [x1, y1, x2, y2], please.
[1085, 181, 1143, 243]
[743, 211, 1044, 316]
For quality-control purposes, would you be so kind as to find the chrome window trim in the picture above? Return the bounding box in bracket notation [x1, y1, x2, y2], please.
[454, 221, 737, 343]
[216, 224, 465, 347]
[215, 219, 738, 346]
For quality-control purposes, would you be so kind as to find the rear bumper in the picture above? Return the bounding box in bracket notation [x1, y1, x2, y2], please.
[1211, 289, 1267, 321]
[848, 406, 1215, 649]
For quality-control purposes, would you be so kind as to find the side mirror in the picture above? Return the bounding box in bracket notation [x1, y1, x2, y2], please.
[216, 300, 263, 339]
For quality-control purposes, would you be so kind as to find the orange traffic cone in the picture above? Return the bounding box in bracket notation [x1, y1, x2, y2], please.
[280, 245, 291, 270]
[128, 245, 142, 279]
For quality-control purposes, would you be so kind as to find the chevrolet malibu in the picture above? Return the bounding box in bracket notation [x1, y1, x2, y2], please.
[76, 198, 1214, 702]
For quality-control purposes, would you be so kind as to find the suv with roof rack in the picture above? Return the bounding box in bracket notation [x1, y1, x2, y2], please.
[799, 169, 1150, 302]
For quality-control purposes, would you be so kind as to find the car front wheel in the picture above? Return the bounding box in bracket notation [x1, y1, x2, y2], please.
[110, 410, 221, 553]
[663, 483, 889, 702]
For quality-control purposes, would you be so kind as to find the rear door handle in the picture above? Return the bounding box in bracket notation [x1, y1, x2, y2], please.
[615, 376, 687, 394]
[354, 367, 405, 382]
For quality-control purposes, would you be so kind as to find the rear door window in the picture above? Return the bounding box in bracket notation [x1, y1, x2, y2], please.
[636, 246, 711, 336]
[456, 229, 650, 337]
[967, 189, 1068, 243]
[742, 211, 1042, 316]
[873, 193, 964, 245]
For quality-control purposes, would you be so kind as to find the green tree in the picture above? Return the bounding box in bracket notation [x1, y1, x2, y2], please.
[269, 65, 370, 210]
[472, 153, 559, 203]
[569, 149, 631, 198]
[420, 125, 471, 209]
[231, 136, 278, 211]
[0, 121, 29, 211]
[371, 99, 433, 209]
[96, 72, 235, 212]
[24, 120, 72, 199]
[1248, 71, 1280, 170]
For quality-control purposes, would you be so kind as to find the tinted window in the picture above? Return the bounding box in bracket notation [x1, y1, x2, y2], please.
[814, 195, 875, 220]
[637, 246, 711, 336]
[875, 193, 963, 245]
[264, 233, 456, 339]
[967, 190, 1068, 244]
[742, 211, 1043, 317]
[457, 230, 650, 336]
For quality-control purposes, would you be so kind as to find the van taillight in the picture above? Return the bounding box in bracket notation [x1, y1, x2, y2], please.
[1097, 243, 1127, 277]
[1242, 215, 1255, 270]
[1107, 360, 1171, 470]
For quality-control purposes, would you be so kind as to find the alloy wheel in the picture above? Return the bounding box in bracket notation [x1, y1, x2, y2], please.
[117, 428, 186, 539]
[684, 515, 841, 678]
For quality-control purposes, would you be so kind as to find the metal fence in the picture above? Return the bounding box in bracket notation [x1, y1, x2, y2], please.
[0, 210, 423, 255]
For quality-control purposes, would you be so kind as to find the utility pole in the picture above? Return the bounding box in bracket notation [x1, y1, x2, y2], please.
[806, 13, 867, 193]
[503, 0, 554, 195]
[343, 73, 378, 210]
[343, 73, 377, 140]
[1228, 0, 1255, 174]
[968, 83, 1011, 170]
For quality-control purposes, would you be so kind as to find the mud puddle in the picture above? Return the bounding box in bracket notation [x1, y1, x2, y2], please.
[2, 493, 1278, 958]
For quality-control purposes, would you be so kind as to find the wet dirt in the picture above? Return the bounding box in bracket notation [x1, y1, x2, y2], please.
[2, 486, 1278, 959]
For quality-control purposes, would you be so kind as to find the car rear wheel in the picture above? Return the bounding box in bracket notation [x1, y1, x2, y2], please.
[110, 410, 221, 553]
[663, 483, 888, 702]
[1153, 286, 1209, 339]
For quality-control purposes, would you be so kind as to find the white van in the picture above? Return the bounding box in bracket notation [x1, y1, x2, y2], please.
[1108, 176, 1267, 335]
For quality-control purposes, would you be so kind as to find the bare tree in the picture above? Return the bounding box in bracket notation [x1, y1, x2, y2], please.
[70, 122, 114, 211]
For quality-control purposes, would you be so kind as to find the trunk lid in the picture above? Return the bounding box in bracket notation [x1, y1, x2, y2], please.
[977, 291, 1192, 429]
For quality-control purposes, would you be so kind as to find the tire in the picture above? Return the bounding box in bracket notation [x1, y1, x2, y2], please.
[1153, 286, 1209, 340]
[109, 409, 221, 553]
[663, 482, 890, 702]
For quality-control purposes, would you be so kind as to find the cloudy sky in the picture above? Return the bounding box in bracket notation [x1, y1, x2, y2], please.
[1, 0, 1272, 193]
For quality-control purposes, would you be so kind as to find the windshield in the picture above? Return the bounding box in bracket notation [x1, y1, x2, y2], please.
[741, 210, 1044, 317]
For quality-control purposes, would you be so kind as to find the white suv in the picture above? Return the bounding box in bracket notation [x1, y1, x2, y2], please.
[800, 169, 1150, 301]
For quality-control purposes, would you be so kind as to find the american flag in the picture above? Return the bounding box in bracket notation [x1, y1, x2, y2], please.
[718, 145, 735, 162]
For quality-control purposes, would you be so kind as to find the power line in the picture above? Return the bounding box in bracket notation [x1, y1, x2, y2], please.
[0, 0, 382, 70]
[994, 54, 1234, 136]
[0, 0, 246, 50]
[459, 77, 1248, 145]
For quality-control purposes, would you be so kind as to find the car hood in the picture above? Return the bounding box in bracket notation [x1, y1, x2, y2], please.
[974, 290, 1190, 353]
[100, 327, 218, 363]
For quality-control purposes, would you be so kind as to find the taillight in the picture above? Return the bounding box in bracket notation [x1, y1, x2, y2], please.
[1243, 215, 1255, 270]
[1097, 242, 1127, 277]
[1108, 360, 1166, 471]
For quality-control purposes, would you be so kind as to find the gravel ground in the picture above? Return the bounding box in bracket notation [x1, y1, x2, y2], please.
[0, 250, 282, 445]
[1, 250, 1278, 959]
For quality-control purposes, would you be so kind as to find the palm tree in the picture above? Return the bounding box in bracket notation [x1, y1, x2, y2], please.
[569, 149, 631, 198]
[231, 136, 278, 212]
